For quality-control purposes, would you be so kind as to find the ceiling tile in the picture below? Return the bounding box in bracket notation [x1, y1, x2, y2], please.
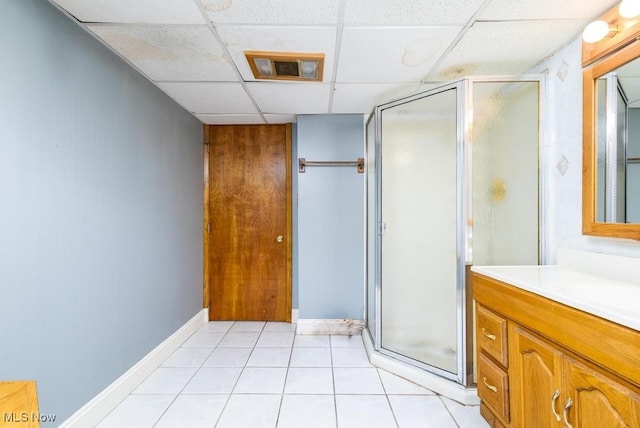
[157, 82, 257, 113]
[195, 113, 265, 124]
[337, 27, 461, 84]
[344, 0, 485, 26]
[217, 26, 337, 82]
[52, 0, 206, 24]
[479, 0, 620, 20]
[87, 25, 238, 81]
[264, 114, 297, 123]
[331, 83, 424, 113]
[200, 0, 340, 25]
[432, 21, 584, 79]
[246, 82, 331, 114]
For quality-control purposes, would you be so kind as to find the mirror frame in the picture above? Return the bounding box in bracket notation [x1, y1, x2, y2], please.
[583, 40, 640, 240]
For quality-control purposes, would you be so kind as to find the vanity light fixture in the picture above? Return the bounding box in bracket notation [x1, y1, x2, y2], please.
[582, 20, 619, 43]
[245, 51, 324, 82]
[619, 0, 640, 18]
[582, 0, 640, 65]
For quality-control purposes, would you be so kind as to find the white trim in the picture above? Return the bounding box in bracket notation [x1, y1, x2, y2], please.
[362, 329, 480, 406]
[296, 318, 365, 335]
[59, 309, 208, 428]
[291, 309, 299, 323]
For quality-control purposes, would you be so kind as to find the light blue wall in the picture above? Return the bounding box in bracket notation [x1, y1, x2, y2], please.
[297, 115, 365, 319]
[0, 0, 203, 424]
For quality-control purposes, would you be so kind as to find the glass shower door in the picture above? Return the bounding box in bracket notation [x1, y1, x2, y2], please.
[379, 84, 462, 378]
[366, 114, 377, 338]
[471, 80, 540, 265]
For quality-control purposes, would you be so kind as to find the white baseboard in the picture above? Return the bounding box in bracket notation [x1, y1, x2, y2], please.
[291, 309, 299, 323]
[296, 318, 365, 335]
[362, 329, 479, 406]
[60, 308, 208, 428]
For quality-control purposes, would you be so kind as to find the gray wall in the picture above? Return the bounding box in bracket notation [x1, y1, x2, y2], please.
[297, 115, 365, 319]
[0, 0, 203, 424]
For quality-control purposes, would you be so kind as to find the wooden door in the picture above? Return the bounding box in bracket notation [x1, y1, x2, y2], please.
[205, 124, 291, 321]
[509, 325, 564, 427]
[563, 357, 640, 428]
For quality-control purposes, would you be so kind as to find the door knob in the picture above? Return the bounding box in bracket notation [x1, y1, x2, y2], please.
[276, 235, 284, 243]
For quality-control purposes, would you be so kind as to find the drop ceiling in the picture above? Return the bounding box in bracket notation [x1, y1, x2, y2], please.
[49, 0, 620, 124]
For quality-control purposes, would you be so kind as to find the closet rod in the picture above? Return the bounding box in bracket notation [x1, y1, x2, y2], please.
[298, 157, 365, 173]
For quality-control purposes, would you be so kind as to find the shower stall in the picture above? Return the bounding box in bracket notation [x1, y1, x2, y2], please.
[365, 78, 543, 391]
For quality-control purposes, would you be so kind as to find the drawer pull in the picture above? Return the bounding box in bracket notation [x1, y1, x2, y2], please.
[481, 328, 496, 340]
[563, 398, 573, 428]
[482, 377, 498, 393]
[551, 388, 561, 422]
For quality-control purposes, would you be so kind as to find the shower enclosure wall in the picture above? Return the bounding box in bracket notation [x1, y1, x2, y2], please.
[365, 78, 543, 390]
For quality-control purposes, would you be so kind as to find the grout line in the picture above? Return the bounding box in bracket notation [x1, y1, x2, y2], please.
[329, 333, 339, 428]
[153, 321, 236, 427]
[146, 329, 211, 426]
[377, 367, 401, 428]
[211, 320, 242, 428]
[208, 321, 236, 428]
[274, 332, 293, 428]
[438, 394, 462, 428]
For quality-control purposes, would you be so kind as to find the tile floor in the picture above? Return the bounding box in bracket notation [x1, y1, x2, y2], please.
[97, 321, 489, 428]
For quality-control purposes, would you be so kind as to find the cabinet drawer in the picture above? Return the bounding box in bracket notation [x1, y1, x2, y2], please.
[478, 353, 510, 422]
[477, 304, 508, 366]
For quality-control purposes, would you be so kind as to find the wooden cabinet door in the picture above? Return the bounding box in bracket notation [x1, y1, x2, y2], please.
[509, 325, 564, 427]
[0, 381, 40, 428]
[563, 357, 640, 428]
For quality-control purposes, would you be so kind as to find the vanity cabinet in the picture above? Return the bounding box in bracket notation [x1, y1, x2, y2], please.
[509, 325, 563, 427]
[564, 357, 640, 427]
[476, 305, 510, 426]
[473, 273, 640, 428]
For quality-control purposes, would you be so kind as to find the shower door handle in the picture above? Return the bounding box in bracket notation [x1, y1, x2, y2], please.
[379, 222, 387, 236]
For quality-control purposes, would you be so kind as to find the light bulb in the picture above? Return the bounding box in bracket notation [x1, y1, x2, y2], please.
[619, 0, 640, 18]
[300, 60, 317, 78]
[582, 20, 611, 43]
[253, 58, 273, 76]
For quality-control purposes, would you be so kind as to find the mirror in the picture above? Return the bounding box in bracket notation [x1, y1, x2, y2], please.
[583, 40, 640, 240]
[595, 57, 640, 223]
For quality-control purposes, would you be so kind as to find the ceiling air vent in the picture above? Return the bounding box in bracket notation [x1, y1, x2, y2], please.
[245, 51, 324, 82]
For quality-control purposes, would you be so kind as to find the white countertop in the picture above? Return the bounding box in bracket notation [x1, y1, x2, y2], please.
[471, 263, 640, 331]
